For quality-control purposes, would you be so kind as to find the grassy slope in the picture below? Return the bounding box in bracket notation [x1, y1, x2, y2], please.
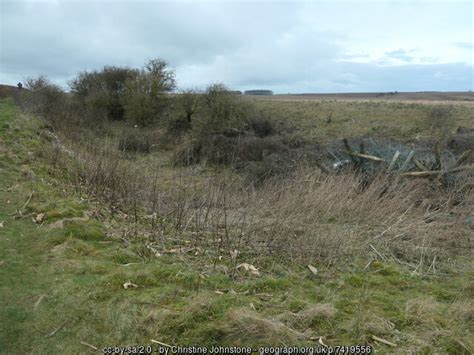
[0, 99, 472, 354]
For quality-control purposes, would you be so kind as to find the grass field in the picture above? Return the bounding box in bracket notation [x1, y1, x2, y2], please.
[1, 97, 473, 354]
[250, 96, 474, 144]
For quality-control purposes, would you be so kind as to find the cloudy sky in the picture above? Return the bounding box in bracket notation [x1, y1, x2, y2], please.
[1, 0, 473, 93]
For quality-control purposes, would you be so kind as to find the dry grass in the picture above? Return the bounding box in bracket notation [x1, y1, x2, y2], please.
[221, 308, 306, 345]
[250, 97, 474, 144]
[7, 87, 473, 273]
[2, 97, 473, 353]
[36, 116, 473, 269]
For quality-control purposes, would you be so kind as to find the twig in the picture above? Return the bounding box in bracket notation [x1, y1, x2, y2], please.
[80, 341, 98, 351]
[413, 159, 428, 171]
[344, 151, 385, 162]
[150, 339, 173, 348]
[372, 205, 413, 240]
[401, 164, 474, 177]
[34, 294, 46, 310]
[318, 337, 329, 348]
[120, 262, 141, 267]
[46, 319, 69, 337]
[314, 160, 331, 174]
[369, 244, 385, 260]
[363, 260, 373, 270]
[372, 335, 397, 347]
[456, 182, 474, 194]
[22, 191, 34, 210]
[429, 255, 437, 274]
[455, 150, 472, 167]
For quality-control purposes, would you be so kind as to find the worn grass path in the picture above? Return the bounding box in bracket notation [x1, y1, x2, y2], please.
[0, 99, 472, 354]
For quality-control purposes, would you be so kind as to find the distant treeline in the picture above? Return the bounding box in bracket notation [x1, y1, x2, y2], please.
[244, 90, 273, 96]
[222, 90, 274, 96]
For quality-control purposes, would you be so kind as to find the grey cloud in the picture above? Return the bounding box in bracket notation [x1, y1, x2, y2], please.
[1, 1, 472, 93]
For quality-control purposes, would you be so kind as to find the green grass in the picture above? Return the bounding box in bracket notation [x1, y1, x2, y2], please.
[0, 98, 472, 353]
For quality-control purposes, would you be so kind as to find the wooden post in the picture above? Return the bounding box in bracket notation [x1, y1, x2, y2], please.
[399, 150, 415, 172]
[343, 138, 359, 166]
[387, 151, 400, 172]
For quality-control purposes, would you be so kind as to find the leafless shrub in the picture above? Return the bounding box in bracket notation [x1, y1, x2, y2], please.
[41, 115, 474, 266]
[25, 84, 471, 270]
[118, 129, 151, 154]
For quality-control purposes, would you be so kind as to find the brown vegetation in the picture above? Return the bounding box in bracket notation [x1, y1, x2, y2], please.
[12, 69, 473, 271]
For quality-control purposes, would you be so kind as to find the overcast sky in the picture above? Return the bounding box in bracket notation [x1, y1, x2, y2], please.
[1, 0, 473, 93]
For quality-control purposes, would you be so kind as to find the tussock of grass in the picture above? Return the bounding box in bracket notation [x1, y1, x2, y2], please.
[220, 308, 306, 345]
[279, 303, 336, 329]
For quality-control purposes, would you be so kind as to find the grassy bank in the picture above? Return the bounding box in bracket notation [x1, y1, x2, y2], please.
[0, 98, 473, 354]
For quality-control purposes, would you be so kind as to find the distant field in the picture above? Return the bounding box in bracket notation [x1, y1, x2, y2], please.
[250, 94, 474, 144]
[254, 91, 474, 103]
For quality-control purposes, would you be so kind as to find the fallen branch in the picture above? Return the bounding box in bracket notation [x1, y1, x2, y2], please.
[413, 159, 428, 171]
[344, 151, 385, 162]
[150, 339, 173, 348]
[22, 191, 34, 210]
[34, 294, 46, 310]
[80, 341, 98, 351]
[314, 160, 331, 174]
[46, 319, 70, 337]
[401, 164, 474, 177]
[369, 244, 385, 260]
[372, 335, 397, 347]
[455, 150, 472, 167]
[318, 337, 329, 348]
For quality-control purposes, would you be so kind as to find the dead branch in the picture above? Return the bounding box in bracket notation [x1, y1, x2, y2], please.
[314, 159, 331, 174]
[369, 244, 385, 260]
[151, 339, 173, 348]
[455, 150, 472, 167]
[22, 191, 34, 210]
[46, 319, 70, 337]
[80, 341, 98, 351]
[400, 164, 474, 177]
[413, 159, 428, 171]
[344, 151, 385, 162]
[34, 294, 46, 310]
[372, 335, 397, 347]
